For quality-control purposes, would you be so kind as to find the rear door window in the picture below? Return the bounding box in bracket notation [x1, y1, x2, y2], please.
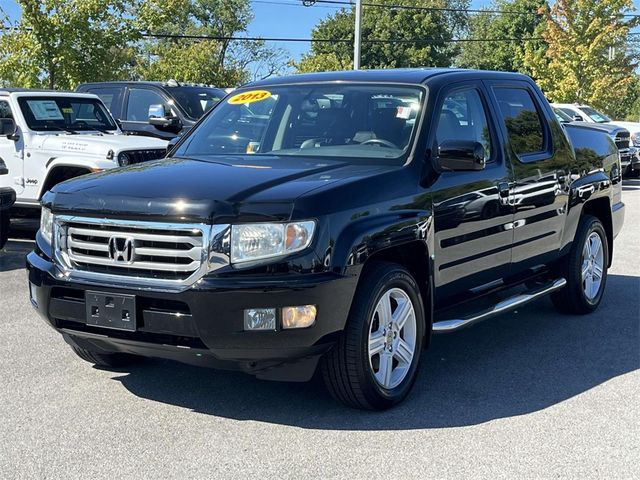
[494, 88, 546, 156]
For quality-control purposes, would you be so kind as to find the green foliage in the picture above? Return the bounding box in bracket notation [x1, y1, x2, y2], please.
[0, 0, 142, 89]
[294, 0, 470, 73]
[523, 0, 640, 118]
[0, 0, 286, 90]
[134, 0, 286, 86]
[456, 0, 547, 73]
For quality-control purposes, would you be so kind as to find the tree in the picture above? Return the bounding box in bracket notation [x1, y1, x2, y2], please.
[294, 0, 470, 73]
[456, 0, 547, 74]
[523, 0, 639, 118]
[135, 0, 287, 86]
[0, 0, 148, 89]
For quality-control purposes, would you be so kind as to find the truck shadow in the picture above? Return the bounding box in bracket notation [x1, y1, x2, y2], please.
[0, 240, 33, 272]
[113, 273, 640, 430]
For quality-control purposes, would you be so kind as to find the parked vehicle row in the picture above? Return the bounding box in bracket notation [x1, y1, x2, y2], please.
[0, 89, 168, 214]
[76, 80, 226, 140]
[553, 103, 640, 176]
[28, 68, 624, 410]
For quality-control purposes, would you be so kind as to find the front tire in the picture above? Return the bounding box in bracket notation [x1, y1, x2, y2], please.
[321, 262, 425, 410]
[551, 215, 608, 314]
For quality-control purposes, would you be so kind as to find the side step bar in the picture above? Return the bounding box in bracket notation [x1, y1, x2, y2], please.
[432, 278, 567, 333]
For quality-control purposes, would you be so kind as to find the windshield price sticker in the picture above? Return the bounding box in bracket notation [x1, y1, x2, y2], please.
[228, 90, 271, 105]
[27, 100, 64, 121]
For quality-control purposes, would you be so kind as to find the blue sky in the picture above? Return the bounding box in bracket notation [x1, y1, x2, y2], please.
[2, 0, 639, 61]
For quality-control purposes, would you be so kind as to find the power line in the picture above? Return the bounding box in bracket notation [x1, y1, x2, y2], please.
[296, 0, 543, 16]
[140, 31, 546, 44]
[291, 0, 640, 18]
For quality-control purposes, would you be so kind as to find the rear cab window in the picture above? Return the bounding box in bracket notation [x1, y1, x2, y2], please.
[493, 86, 549, 160]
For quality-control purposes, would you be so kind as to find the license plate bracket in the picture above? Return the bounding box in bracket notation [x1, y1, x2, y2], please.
[85, 291, 136, 331]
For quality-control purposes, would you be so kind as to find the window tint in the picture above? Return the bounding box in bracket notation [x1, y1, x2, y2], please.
[436, 89, 492, 161]
[126, 88, 167, 121]
[88, 87, 122, 115]
[494, 88, 545, 155]
[0, 100, 12, 119]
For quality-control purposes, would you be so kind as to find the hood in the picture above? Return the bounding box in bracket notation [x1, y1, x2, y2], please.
[608, 121, 640, 133]
[571, 121, 626, 136]
[35, 133, 168, 157]
[44, 155, 393, 223]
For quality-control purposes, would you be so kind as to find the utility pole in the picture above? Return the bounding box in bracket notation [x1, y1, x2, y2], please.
[354, 0, 362, 70]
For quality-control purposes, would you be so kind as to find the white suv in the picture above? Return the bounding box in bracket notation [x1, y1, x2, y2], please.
[553, 103, 640, 176]
[0, 89, 168, 211]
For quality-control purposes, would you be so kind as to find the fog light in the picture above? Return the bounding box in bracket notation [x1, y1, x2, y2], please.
[282, 305, 317, 329]
[244, 308, 276, 331]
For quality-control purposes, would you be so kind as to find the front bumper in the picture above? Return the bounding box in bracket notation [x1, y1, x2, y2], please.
[27, 250, 358, 381]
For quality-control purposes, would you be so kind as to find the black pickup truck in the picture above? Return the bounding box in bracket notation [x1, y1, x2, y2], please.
[28, 69, 625, 410]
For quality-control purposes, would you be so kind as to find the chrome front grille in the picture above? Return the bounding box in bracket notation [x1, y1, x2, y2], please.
[615, 132, 630, 150]
[53, 216, 230, 289]
[124, 149, 167, 164]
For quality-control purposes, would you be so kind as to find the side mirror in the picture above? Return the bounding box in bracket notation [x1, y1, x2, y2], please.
[148, 104, 180, 128]
[572, 115, 584, 122]
[0, 118, 17, 139]
[437, 139, 486, 171]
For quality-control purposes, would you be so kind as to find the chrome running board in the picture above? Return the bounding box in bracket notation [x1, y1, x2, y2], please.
[432, 278, 567, 333]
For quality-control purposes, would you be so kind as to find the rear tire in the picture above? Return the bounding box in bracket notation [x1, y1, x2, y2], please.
[551, 215, 608, 314]
[321, 262, 425, 410]
[70, 345, 140, 368]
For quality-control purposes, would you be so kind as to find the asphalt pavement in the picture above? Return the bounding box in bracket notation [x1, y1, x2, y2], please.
[1, 181, 638, 479]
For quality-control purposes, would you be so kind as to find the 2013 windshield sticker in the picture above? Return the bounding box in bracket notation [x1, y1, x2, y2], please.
[227, 90, 271, 105]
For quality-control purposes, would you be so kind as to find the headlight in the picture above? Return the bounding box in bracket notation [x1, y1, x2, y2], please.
[631, 133, 640, 147]
[231, 221, 315, 264]
[40, 207, 53, 245]
[117, 152, 131, 166]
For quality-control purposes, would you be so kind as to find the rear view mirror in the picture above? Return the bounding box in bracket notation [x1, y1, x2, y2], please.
[0, 118, 17, 138]
[437, 139, 486, 171]
[572, 115, 584, 122]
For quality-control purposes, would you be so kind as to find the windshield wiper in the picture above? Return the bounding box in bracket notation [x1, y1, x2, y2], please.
[89, 126, 113, 135]
[39, 125, 78, 134]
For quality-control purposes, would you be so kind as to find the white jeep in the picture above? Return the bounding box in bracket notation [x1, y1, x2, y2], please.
[0, 89, 168, 211]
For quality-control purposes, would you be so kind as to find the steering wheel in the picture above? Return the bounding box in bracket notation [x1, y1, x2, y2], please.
[360, 138, 399, 149]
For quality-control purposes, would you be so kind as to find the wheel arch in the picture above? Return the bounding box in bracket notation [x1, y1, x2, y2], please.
[582, 197, 613, 267]
[361, 241, 434, 347]
[39, 164, 94, 199]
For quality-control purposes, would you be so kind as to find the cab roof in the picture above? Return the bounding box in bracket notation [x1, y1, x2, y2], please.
[0, 88, 99, 99]
[248, 68, 533, 87]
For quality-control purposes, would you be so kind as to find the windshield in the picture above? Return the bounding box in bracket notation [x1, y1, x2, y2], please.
[169, 87, 225, 120]
[581, 106, 611, 123]
[553, 108, 573, 123]
[176, 84, 425, 163]
[18, 96, 117, 132]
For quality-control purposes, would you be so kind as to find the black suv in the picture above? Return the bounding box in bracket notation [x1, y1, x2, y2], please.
[76, 81, 226, 140]
[31, 69, 624, 409]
